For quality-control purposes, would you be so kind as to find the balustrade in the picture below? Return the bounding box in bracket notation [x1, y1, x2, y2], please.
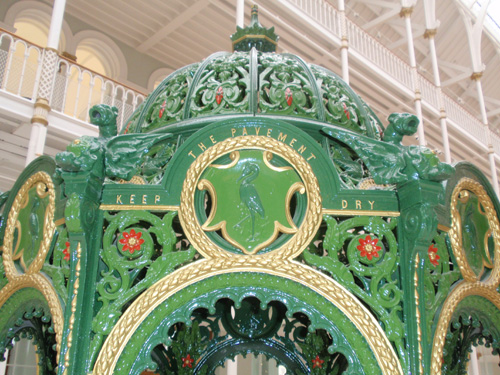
[0, 9, 497, 153]
[285, 0, 495, 153]
[0, 28, 145, 130]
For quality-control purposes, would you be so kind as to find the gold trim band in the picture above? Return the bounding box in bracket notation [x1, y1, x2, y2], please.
[99, 205, 179, 211]
[93, 259, 403, 375]
[322, 209, 400, 217]
[232, 34, 278, 46]
[437, 224, 450, 232]
[54, 218, 66, 226]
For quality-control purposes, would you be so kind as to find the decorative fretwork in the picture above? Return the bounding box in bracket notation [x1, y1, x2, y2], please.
[423, 232, 461, 345]
[147, 297, 354, 375]
[89, 210, 195, 364]
[442, 311, 500, 375]
[0, 288, 58, 374]
[190, 53, 250, 118]
[41, 225, 71, 306]
[311, 66, 365, 134]
[140, 64, 199, 132]
[303, 215, 406, 369]
[259, 54, 318, 119]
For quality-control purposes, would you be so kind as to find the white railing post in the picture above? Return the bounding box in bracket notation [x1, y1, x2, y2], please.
[73, 70, 83, 117]
[86, 77, 95, 122]
[2, 42, 16, 90]
[400, 3, 426, 146]
[338, 0, 349, 84]
[26, 0, 67, 165]
[16, 45, 29, 96]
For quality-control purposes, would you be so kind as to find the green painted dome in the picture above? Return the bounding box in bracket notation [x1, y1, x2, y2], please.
[121, 8, 383, 139]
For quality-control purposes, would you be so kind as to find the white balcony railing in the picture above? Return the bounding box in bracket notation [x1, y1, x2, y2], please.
[0, 13, 496, 153]
[286, 0, 494, 153]
[0, 29, 145, 130]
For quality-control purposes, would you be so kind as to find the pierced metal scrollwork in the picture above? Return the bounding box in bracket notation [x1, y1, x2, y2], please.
[143, 297, 354, 375]
[303, 215, 406, 369]
[89, 210, 195, 364]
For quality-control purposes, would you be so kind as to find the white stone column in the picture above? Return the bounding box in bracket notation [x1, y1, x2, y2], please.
[25, 0, 66, 165]
[237, 0, 245, 28]
[460, 0, 498, 194]
[338, 0, 349, 84]
[401, 4, 426, 146]
[422, 0, 451, 162]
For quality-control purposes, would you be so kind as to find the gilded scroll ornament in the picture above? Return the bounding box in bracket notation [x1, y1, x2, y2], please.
[431, 178, 500, 374]
[2, 171, 55, 279]
[448, 178, 500, 285]
[0, 170, 63, 360]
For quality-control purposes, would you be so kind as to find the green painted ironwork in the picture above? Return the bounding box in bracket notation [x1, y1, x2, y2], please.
[0, 8, 500, 375]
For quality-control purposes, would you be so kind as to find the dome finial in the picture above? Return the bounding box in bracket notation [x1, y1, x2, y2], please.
[230, 5, 279, 52]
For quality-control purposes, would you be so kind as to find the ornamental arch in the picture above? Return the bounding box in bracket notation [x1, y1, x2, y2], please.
[1, 7, 500, 375]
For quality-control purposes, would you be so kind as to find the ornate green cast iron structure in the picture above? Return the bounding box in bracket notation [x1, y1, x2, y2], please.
[0, 7, 499, 375]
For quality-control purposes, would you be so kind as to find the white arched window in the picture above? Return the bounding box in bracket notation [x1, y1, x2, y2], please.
[73, 30, 127, 81]
[5, 0, 72, 50]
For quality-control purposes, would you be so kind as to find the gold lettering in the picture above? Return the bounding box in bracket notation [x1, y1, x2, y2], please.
[116, 195, 122, 204]
[242, 127, 248, 136]
[210, 135, 216, 144]
[142, 195, 147, 204]
[188, 151, 196, 159]
[290, 138, 297, 147]
[298, 145, 307, 154]
[369, 201, 375, 210]
[130, 195, 136, 204]
[307, 153, 316, 161]
[231, 128, 237, 137]
[342, 200, 348, 209]
[356, 200, 362, 209]
[198, 143, 206, 151]
[255, 127, 261, 135]
[155, 195, 160, 204]
[267, 128, 272, 137]
[278, 132, 288, 142]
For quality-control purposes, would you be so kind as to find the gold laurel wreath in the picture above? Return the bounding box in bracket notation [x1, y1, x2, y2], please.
[178, 135, 323, 260]
[93, 259, 403, 375]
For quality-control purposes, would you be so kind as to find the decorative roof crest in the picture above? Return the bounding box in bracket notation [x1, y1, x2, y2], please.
[230, 5, 279, 52]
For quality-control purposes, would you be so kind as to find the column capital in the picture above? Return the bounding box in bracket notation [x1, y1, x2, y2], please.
[400, 7, 413, 18]
[31, 98, 50, 126]
[470, 71, 483, 81]
[424, 28, 438, 39]
[414, 89, 421, 101]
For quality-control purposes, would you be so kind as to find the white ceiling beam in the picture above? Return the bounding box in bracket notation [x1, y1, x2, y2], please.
[362, 8, 401, 29]
[438, 60, 473, 73]
[137, 1, 210, 53]
[442, 71, 472, 87]
[389, 29, 426, 49]
[488, 108, 500, 117]
[350, 0, 399, 8]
